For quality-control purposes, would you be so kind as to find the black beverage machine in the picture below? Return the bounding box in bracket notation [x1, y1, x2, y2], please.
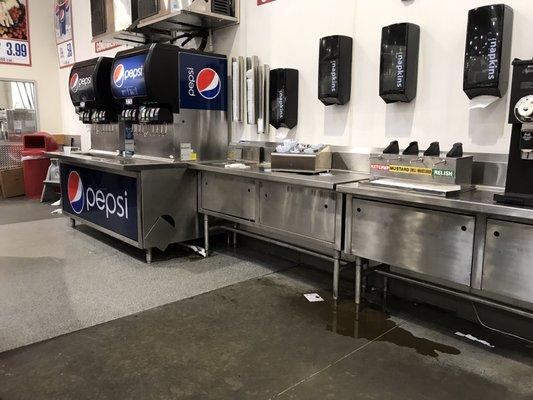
[495, 59, 533, 206]
[69, 57, 124, 154]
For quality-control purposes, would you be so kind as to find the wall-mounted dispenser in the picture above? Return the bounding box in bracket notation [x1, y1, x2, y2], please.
[463, 4, 513, 99]
[231, 56, 245, 122]
[379, 23, 420, 104]
[270, 69, 299, 130]
[246, 56, 259, 125]
[318, 35, 353, 106]
[257, 65, 271, 134]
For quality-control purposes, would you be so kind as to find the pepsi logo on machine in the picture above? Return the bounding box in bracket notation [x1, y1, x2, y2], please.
[68, 171, 84, 214]
[112, 63, 144, 89]
[112, 64, 125, 88]
[69, 73, 79, 93]
[196, 68, 221, 100]
[180, 52, 227, 111]
[111, 53, 148, 98]
[61, 165, 138, 241]
[69, 73, 92, 94]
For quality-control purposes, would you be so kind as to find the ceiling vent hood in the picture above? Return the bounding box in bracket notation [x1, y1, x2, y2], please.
[136, 0, 239, 30]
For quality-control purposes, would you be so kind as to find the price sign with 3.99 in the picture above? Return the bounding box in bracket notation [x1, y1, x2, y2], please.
[0, 0, 31, 66]
[0, 38, 30, 64]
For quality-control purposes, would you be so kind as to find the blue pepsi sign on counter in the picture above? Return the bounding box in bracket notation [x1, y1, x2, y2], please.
[60, 164, 139, 241]
[111, 53, 148, 99]
[179, 52, 227, 111]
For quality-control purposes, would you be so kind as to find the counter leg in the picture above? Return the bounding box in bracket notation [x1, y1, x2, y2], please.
[69, 218, 76, 228]
[333, 250, 341, 301]
[355, 257, 363, 306]
[233, 223, 238, 249]
[383, 275, 389, 305]
[227, 232, 231, 247]
[203, 214, 209, 257]
[145, 248, 152, 264]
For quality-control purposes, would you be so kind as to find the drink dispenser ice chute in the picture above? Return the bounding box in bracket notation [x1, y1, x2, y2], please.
[463, 4, 513, 99]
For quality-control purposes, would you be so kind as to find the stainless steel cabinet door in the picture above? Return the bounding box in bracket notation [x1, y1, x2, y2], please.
[259, 181, 337, 243]
[201, 172, 256, 221]
[483, 220, 533, 304]
[350, 199, 475, 286]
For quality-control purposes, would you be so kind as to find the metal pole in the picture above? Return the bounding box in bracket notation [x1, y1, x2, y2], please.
[203, 214, 209, 257]
[355, 257, 362, 305]
[233, 223, 237, 248]
[333, 250, 341, 301]
[383, 275, 389, 307]
[145, 248, 152, 264]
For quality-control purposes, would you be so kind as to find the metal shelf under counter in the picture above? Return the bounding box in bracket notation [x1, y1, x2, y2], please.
[337, 181, 533, 317]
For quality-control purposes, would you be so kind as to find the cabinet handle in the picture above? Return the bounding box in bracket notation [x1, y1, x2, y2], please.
[461, 226, 467, 231]
[494, 231, 500, 238]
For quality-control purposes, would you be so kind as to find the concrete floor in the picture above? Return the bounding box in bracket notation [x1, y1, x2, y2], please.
[1, 198, 533, 399]
[0, 198, 295, 352]
[0, 196, 61, 225]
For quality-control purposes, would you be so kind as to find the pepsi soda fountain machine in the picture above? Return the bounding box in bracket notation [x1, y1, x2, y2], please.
[53, 44, 229, 263]
[110, 43, 228, 161]
[68, 57, 124, 154]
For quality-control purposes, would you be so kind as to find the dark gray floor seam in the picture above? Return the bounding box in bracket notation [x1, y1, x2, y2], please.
[270, 324, 401, 399]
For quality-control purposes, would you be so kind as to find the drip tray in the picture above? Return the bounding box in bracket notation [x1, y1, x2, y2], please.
[364, 178, 470, 197]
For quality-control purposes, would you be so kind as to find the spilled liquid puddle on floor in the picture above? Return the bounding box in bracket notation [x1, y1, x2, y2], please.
[323, 298, 461, 358]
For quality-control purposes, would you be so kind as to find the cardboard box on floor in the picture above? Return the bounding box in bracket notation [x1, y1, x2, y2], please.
[0, 168, 25, 199]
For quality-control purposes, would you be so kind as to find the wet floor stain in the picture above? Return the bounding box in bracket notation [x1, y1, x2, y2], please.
[295, 295, 461, 358]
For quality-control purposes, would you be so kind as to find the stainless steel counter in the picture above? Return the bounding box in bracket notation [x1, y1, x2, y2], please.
[189, 161, 370, 190]
[337, 181, 533, 222]
[47, 152, 185, 172]
[340, 180, 533, 313]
